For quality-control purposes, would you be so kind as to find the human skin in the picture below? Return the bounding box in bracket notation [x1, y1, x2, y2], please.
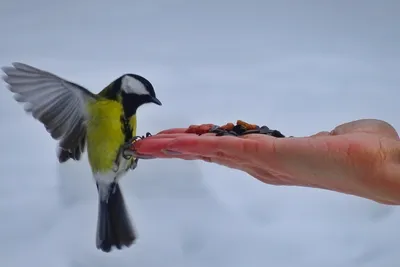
[132, 119, 400, 205]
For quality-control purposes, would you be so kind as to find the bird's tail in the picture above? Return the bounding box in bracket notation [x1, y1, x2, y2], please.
[96, 182, 136, 252]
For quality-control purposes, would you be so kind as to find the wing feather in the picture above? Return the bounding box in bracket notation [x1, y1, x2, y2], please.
[2, 62, 98, 162]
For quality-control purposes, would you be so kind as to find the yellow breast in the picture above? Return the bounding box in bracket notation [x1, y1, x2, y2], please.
[86, 99, 137, 173]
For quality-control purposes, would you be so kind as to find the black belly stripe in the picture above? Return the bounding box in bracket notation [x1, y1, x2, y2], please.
[120, 115, 133, 143]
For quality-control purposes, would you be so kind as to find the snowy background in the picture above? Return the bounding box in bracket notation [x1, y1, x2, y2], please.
[1, 0, 400, 266]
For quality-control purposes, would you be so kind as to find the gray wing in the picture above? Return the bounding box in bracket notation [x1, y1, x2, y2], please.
[2, 62, 98, 162]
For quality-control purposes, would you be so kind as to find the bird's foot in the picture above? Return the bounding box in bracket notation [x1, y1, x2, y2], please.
[122, 132, 155, 160]
[185, 120, 288, 138]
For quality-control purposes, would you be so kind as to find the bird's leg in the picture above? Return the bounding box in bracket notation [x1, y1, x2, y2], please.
[129, 158, 139, 170]
[110, 181, 118, 195]
[113, 146, 124, 172]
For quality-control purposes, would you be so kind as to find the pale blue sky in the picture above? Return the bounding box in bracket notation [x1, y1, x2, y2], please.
[1, 1, 399, 266]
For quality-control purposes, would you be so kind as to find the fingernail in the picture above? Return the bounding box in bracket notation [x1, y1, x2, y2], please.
[161, 149, 182, 155]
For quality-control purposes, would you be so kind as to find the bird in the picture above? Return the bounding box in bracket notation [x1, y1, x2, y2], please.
[1, 62, 162, 252]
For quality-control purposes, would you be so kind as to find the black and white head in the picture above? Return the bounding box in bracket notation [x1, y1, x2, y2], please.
[118, 74, 162, 117]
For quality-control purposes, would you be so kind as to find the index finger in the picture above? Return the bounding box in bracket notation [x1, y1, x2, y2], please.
[136, 135, 243, 158]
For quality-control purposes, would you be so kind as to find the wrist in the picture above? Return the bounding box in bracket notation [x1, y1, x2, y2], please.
[278, 136, 400, 205]
[368, 139, 400, 204]
[336, 138, 400, 205]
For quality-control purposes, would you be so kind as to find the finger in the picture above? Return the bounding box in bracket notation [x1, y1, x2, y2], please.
[132, 134, 198, 154]
[136, 133, 277, 166]
[133, 133, 217, 154]
[132, 145, 203, 160]
[171, 134, 280, 165]
[145, 133, 197, 140]
[166, 135, 249, 158]
[156, 128, 188, 134]
[148, 132, 217, 140]
[154, 152, 201, 160]
[134, 138, 177, 154]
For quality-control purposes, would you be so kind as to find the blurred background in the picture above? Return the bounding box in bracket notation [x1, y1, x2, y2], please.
[0, 0, 399, 266]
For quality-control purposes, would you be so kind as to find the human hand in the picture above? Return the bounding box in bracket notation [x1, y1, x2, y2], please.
[132, 119, 400, 205]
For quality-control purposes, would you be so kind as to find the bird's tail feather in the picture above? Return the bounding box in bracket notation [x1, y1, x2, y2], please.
[96, 182, 136, 252]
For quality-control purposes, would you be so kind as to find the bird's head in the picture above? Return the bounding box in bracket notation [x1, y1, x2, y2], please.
[109, 73, 162, 118]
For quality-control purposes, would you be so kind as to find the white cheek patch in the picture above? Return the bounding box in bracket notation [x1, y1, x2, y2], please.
[121, 75, 149, 95]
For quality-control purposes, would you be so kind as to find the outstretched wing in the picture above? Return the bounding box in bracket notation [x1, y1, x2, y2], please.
[2, 62, 99, 162]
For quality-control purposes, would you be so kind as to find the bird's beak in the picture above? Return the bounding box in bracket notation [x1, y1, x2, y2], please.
[150, 96, 162, 106]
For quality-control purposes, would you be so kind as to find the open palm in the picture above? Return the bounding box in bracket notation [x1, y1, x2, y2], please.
[133, 119, 400, 205]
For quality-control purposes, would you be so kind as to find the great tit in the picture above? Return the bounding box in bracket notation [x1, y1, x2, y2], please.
[1, 62, 162, 252]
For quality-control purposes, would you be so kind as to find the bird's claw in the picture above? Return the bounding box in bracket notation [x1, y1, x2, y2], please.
[122, 132, 155, 160]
